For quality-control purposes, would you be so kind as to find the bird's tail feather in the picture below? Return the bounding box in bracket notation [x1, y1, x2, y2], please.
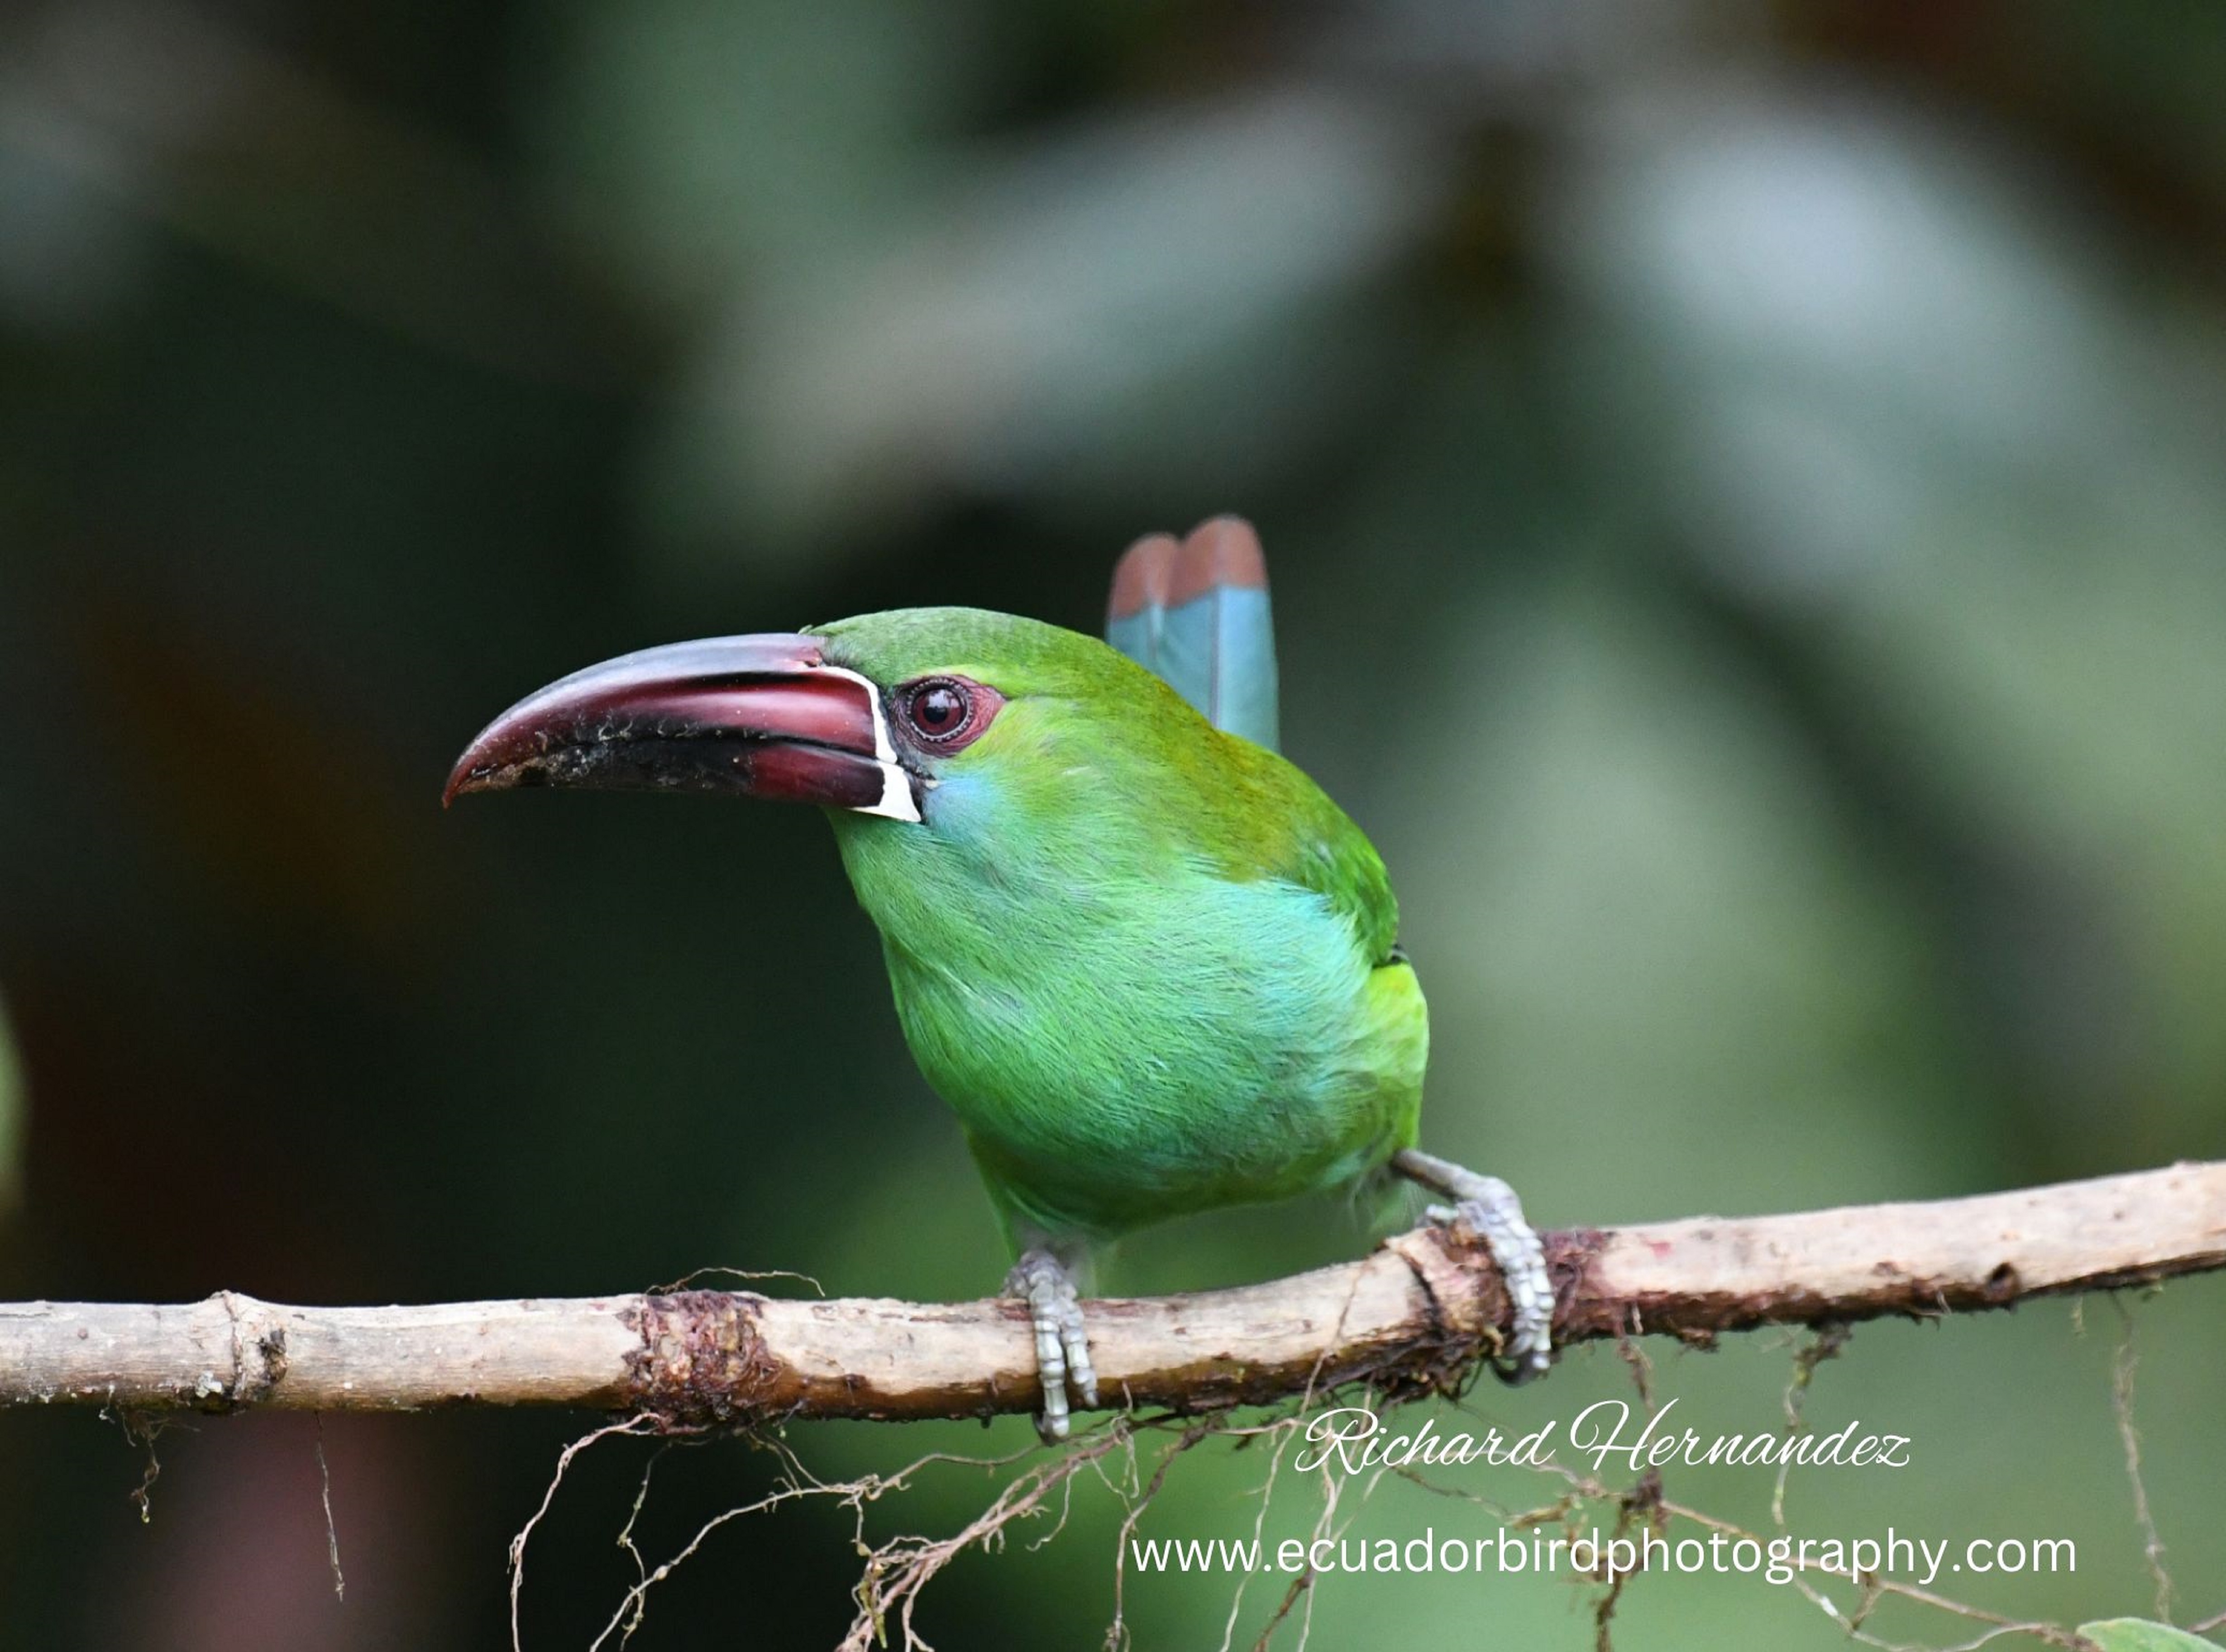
[1105, 516, 1280, 753]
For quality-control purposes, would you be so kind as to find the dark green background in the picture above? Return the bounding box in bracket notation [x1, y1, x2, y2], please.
[1, 2, 2221, 1646]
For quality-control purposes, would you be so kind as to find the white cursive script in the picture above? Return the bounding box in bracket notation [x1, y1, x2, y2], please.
[1564, 1399, 1911, 1472]
[1294, 1407, 1559, 1474]
[1292, 1399, 1912, 1475]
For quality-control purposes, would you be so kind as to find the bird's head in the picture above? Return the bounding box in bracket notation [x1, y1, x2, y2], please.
[443, 606, 1200, 835]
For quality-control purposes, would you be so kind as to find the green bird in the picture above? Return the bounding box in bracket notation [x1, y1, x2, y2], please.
[445, 518, 1551, 1437]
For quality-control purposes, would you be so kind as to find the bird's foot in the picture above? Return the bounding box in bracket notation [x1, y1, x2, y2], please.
[1391, 1148, 1553, 1383]
[1004, 1248, 1098, 1442]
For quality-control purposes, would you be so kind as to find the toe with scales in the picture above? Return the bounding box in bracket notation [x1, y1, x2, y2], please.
[1390, 1147, 1554, 1382]
[1004, 1248, 1098, 1442]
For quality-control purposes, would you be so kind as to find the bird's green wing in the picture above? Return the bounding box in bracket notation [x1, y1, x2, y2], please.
[1185, 731, 1403, 969]
[1277, 792, 1403, 966]
[1105, 517, 1279, 753]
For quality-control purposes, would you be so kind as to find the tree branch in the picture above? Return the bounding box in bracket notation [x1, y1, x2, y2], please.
[4, 1163, 2220, 1426]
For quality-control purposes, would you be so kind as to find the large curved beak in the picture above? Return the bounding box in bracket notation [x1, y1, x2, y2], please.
[443, 632, 920, 822]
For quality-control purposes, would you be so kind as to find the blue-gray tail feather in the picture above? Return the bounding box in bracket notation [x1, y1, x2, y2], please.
[1105, 523, 1280, 753]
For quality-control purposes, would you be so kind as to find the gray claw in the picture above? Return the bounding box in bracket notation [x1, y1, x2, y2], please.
[1395, 1149, 1552, 1383]
[1005, 1249, 1096, 1441]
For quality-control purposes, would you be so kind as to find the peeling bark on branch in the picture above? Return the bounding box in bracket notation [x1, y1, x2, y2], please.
[2, 1163, 2220, 1426]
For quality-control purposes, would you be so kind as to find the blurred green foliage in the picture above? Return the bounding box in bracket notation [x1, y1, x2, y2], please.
[0, 1, 2221, 1647]
[2082, 1624, 2223, 1652]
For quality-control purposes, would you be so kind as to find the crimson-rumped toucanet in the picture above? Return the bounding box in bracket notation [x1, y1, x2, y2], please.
[447, 517, 1551, 1438]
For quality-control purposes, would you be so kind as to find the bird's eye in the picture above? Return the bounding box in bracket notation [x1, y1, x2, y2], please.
[905, 679, 974, 743]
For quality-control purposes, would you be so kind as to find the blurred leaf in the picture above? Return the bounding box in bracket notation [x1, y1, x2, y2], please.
[645, 90, 1438, 552]
[528, 0, 990, 308]
[2078, 1622, 2222, 1652]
